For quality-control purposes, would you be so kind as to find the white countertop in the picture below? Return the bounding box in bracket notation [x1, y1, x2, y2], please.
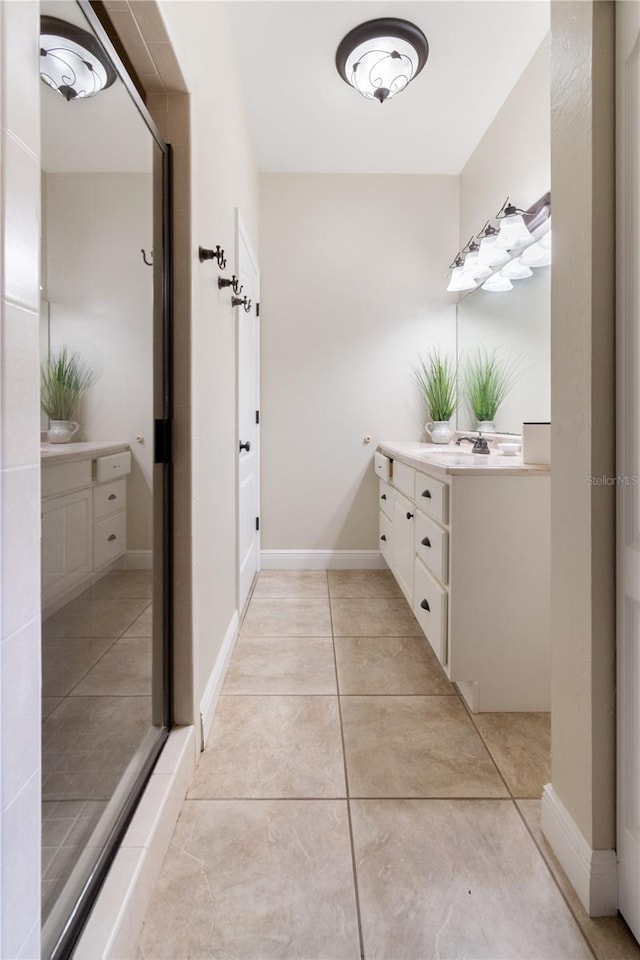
[379, 441, 550, 477]
[41, 441, 129, 464]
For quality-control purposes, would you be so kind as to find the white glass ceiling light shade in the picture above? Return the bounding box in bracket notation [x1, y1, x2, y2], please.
[335, 19, 429, 104]
[447, 266, 477, 293]
[500, 257, 533, 280]
[520, 231, 552, 268]
[495, 202, 534, 251]
[461, 251, 492, 281]
[481, 271, 513, 293]
[40, 16, 116, 101]
[477, 235, 510, 268]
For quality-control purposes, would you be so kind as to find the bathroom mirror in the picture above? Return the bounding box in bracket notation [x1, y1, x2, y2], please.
[456, 263, 550, 435]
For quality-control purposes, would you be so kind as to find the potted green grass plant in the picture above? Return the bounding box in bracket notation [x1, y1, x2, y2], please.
[463, 348, 518, 432]
[414, 350, 457, 444]
[41, 347, 94, 443]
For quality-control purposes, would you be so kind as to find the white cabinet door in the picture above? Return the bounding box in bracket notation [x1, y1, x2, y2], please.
[392, 490, 414, 603]
[42, 488, 92, 601]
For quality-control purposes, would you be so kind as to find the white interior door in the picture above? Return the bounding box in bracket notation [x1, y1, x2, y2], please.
[617, 1, 640, 938]
[236, 211, 261, 612]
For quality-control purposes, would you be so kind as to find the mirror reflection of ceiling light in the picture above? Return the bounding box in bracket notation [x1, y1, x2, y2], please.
[481, 271, 513, 293]
[520, 231, 552, 267]
[335, 18, 429, 104]
[40, 15, 116, 101]
[500, 257, 533, 280]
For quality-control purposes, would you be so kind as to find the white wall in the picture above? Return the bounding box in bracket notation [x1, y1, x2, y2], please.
[0, 2, 42, 957]
[259, 173, 458, 551]
[44, 171, 154, 553]
[158, 1, 259, 709]
[457, 36, 550, 435]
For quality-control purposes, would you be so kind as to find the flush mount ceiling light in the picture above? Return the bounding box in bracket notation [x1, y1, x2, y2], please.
[335, 18, 429, 104]
[40, 15, 116, 101]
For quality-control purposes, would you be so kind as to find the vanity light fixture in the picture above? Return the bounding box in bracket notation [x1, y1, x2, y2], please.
[476, 222, 510, 269]
[481, 271, 513, 293]
[335, 18, 429, 104]
[447, 254, 478, 293]
[520, 230, 551, 268]
[494, 198, 534, 250]
[500, 257, 533, 281]
[40, 16, 116, 101]
[460, 238, 492, 281]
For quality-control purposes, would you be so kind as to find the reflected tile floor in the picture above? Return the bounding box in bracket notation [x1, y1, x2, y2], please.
[138, 569, 638, 960]
[41, 570, 153, 926]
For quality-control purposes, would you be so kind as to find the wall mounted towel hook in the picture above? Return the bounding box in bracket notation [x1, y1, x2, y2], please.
[199, 244, 227, 269]
[231, 294, 252, 313]
[218, 275, 243, 294]
[141, 248, 153, 266]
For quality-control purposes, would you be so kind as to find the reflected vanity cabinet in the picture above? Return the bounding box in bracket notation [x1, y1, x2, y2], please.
[41, 446, 131, 615]
[375, 450, 551, 712]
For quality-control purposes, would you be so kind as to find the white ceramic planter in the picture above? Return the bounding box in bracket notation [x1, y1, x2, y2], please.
[47, 420, 79, 444]
[425, 420, 454, 444]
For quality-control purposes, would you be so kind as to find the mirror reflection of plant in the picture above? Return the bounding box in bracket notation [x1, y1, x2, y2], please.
[41, 347, 94, 421]
[414, 350, 457, 422]
[463, 348, 520, 423]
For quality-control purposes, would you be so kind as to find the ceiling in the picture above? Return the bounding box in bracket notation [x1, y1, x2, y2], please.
[225, 1, 550, 175]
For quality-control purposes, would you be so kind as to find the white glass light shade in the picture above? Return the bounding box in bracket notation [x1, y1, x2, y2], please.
[500, 257, 533, 280]
[520, 231, 552, 267]
[336, 19, 429, 104]
[460, 251, 491, 280]
[447, 266, 478, 293]
[40, 17, 115, 101]
[477, 236, 510, 268]
[495, 213, 533, 250]
[481, 271, 513, 293]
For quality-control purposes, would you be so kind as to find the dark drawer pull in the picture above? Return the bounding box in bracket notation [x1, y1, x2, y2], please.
[381, 493, 387, 500]
[380, 534, 387, 542]
[421, 489, 432, 499]
[420, 598, 430, 612]
[406, 512, 414, 520]
[421, 536, 431, 548]
[108, 494, 117, 501]
[107, 534, 117, 542]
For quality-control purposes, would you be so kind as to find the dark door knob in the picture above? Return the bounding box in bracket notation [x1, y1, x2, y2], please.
[239, 441, 251, 453]
[380, 534, 387, 542]
[406, 512, 414, 520]
[421, 536, 431, 548]
[420, 598, 430, 611]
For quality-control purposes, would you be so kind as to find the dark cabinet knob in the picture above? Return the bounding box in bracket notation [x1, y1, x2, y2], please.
[239, 441, 251, 453]
[406, 512, 414, 520]
[421, 489, 432, 499]
[380, 534, 387, 542]
[108, 493, 117, 501]
[420, 598, 430, 611]
[421, 536, 431, 548]
[381, 493, 387, 500]
[108, 534, 117, 542]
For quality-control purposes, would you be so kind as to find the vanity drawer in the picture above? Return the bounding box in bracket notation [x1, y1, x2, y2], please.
[379, 511, 391, 561]
[42, 459, 92, 498]
[93, 478, 126, 521]
[413, 556, 448, 666]
[415, 510, 448, 585]
[95, 450, 131, 483]
[392, 461, 414, 499]
[379, 480, 393, 520]
[93, 513, 126, 568]
[374, 452, 391, 482]
[414, 471, 448, 524]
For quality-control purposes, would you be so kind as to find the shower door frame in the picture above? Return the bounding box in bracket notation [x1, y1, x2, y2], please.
[46, 4, 173, 958]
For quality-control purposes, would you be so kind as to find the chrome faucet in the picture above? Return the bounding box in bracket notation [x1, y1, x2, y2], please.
[456, 434, 492, 455]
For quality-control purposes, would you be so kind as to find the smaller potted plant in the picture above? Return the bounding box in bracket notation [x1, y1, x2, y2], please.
[41, 347, 94, 443]
[463, 348, 518, 432]
[414, 350, 457, 444]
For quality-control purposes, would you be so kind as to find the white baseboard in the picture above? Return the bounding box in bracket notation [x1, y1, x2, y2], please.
[121, 550, 153, 570]
[261, 550, 386, 570]
[199, 610, 239, 749]
[541, 783, 618, 916]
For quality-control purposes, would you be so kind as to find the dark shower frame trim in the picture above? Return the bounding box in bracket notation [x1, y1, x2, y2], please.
[46, 2, 174, 958]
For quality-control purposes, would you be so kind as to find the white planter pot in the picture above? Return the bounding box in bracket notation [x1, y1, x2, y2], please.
[425, 420, 454, 444]
[47, 420, 79, 444]
[476, 420, 496, 433]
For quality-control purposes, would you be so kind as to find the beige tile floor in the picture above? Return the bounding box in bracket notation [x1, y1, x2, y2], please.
[41, 570, 154, 924]
[137, 570, 640, 960]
